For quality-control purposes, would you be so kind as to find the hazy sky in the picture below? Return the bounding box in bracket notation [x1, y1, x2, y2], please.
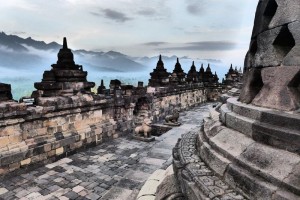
[0, 0, 258, 66]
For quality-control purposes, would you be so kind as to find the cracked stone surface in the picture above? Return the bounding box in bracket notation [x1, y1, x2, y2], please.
[0, 104, 211, 200]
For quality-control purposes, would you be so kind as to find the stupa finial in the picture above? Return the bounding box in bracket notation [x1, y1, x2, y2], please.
[63, 37, 68, 49]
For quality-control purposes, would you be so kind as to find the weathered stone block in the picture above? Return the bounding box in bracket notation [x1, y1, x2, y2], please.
[252, 66, 300, 111]
[31, 153, 47, 163]
[239, 68, 263, 104]
[224, 164, 277, 200]
[60, 137, 76, 147]
[0, 136, 9, 149]
[225, 112, 254, 137]
[282, 162, 300, 194]
[9, 162, 20, 171]
[199, 142, 231, 176]
[1, 152, 26, 166]
[20, 158, 31, 166]
[269, 0, 300, 29]
[0, 167, 8, 175]
[44, 143, 51, 152]
[55, 147, 64, 155]
[210, 128, 255, 159]
[238, 142, 300, 183]
[282, 21, 300, 66]
[47, 150, 56, 157]
[32, 145, 45, 156]
[252, 121, 300, 153]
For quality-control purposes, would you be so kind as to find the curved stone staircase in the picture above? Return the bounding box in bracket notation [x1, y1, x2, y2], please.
[173, 98, 300, 200]
[173, 130, 246, 199]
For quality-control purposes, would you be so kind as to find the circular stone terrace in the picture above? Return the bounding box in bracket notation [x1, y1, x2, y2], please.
[0, 104, 211, 200]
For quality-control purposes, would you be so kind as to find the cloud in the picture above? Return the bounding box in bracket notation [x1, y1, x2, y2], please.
[142, 42, 168, 46]
[186, 3, 203, 15]
[137, 8, 156, 16]
[158, 41, 237, 51]
[10, 31, 26, 35]
[91, 9, 132, 23]
[200, 58, 222, 63]
[185, 0, 206, 15]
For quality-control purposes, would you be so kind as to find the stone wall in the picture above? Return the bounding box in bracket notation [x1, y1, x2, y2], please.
[0, 85, 213, 174]
[0, 95, 115, 174]
[151, 88, 206, 122]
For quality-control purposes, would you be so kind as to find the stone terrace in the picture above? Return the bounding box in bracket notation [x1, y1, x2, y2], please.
[0, 104, 211, 200]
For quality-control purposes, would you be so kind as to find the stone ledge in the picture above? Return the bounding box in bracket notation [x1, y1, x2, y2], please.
[227, 97, 270, 121]
[137, 166, 175, 200]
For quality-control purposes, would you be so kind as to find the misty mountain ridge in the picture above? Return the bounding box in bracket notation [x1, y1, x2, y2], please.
[0, 32, 224, 73]
[0, 32, 61, 52]
[0, 32, 230, 100]
[0, 32, 146, 73]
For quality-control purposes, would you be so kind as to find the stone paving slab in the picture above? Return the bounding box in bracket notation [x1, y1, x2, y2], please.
[0, 104, 210, 200]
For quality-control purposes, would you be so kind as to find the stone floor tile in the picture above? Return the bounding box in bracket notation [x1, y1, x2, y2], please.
[116, 178, 141, 190]
[52, 188, 70, 197]
[25, 192, 41, 199]
[139, 157, 166, 166]
[101, 186, 133, 200]
[78, 189, 88, 197]
[86, 192, 100, 200]
[72, 185, 84, 193]
[53, 177, 65, 183]
[27, 187, 41, 193]
[15, 190, 30, 198]
[0, 188, 8, 195]
[124, 170, 151, 182]
[64, 191, 79, 199]
[0, 104, 210, 200]
[48, 185, 61, 192]
[13, 187, 23, 193]
[39, 189, 51, 196]
[58, 196, 69, 200]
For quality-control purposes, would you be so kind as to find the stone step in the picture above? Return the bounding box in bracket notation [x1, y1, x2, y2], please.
[227, 97, 300, 131]
[225, 110, 255, 138]
[227, 97, 270, 120]
[223, 97, 300, 153]
[199, 122, 300, 199]
[253, 121, 300, 153]
[259, 110, 300, 131]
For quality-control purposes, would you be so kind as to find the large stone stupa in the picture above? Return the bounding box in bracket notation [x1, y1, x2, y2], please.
[172, 1, 300, 199]
[33, 38, 95, 98]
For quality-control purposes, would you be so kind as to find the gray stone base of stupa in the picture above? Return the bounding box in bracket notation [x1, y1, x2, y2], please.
[171, 98, 300, 200]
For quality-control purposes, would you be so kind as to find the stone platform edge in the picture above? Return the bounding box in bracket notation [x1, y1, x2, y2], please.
[197, 103, 300, 200]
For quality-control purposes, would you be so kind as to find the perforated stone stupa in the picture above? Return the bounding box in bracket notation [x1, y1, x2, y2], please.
[170, 1, 300, 199]
[240, 0, 300, 111]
